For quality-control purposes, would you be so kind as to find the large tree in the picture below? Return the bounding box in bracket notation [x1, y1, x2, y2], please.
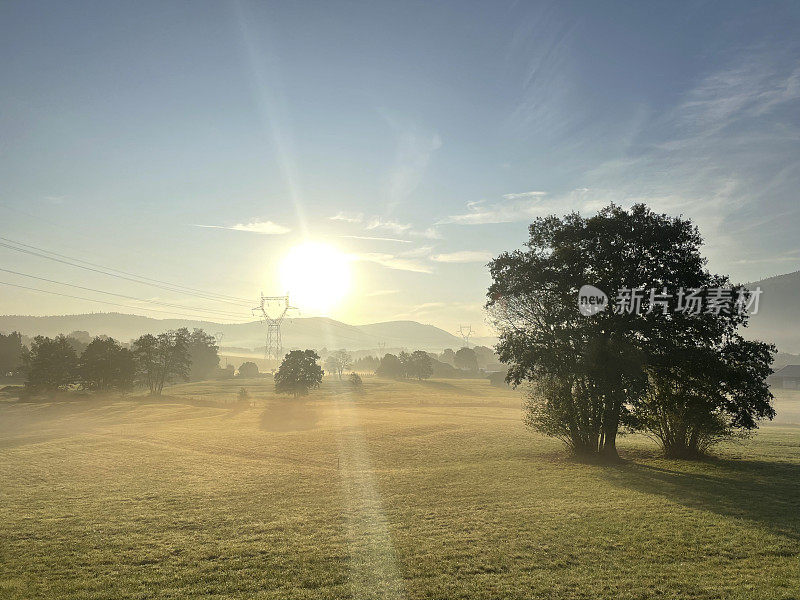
[488, 203, 773, 459]
[22, 335, 78, 393]
[274, 350, 323, 397]
[79, 337, 135, 392]
[132, 329, 191, 396]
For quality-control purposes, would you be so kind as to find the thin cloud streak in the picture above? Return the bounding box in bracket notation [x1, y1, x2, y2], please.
[193, 220, 290, 234]
[431, 250, 493, 263]
[339, 235, 412, 243]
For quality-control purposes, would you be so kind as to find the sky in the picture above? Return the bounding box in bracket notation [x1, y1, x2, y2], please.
[1, 1, 799, 336]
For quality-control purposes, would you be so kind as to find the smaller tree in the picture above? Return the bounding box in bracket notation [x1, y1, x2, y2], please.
[439, 348, 456, 366]
[22, 335, 78, 393]
[407, 350, 433, 380]
[376, 353, 405, 379]
[187, 329, 220, 381]
[348, 372, 364, 392]
[238, 361, 260, 378]
[325, 350, 352, 379]
[454, 347, 478, 371]
[274, 350, 324, 398]
[633, 337, 775, 457]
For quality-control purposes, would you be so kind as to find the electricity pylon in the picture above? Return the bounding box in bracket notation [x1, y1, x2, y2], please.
[458, 325, 473, 347]
[377, 341, 386, 357]
[253, 293, 295, 366]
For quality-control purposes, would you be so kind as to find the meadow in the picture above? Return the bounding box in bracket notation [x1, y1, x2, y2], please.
[1, 377, 799, 599]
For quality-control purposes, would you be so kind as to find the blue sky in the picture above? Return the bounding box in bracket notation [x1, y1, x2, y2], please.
[1, 1, 799, 335]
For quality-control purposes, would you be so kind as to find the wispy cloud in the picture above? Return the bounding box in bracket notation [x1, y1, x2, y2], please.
[352, 252, 433, 273]
[193, 220, 290, 234]
[502, 190, 547, 200]
[339, 235, 412, 243]
[439, 193, 551, 225]
[431, 250, 493, 263]
[365, 289, 399, 297]
[329, 212, 363, 223]
[366, 217, 412, 234]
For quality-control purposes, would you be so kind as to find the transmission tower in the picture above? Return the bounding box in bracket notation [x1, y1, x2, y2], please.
[458, 324, 474, 347]
[214, 331, 224, 345]
[253, 293, 295, 366]
[377, 341, 386, 357]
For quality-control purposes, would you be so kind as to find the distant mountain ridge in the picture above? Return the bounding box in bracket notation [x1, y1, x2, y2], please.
[744, 270, 800, 353]
[0, 312, 466, 352]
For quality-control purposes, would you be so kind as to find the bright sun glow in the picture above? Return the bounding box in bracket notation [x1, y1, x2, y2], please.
[279, 241, 351, 314]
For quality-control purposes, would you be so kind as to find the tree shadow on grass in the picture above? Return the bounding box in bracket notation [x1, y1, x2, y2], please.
[260, 400, 319, 432]
[603, 455, 800, 541]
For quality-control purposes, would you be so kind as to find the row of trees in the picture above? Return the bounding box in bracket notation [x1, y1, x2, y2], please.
[376, 351, 434, 380]
[488, 204, 775, 459]
[19, 328, 219, 396]
[350, 346, 498, 374]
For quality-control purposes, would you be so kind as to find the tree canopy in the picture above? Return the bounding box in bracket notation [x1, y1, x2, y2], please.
[488, 203, 774, 459]
[22, 335, 78, 392]
[274, 350, 323, 397]
[79, 337, 135, 392]
[132, 329, 191, 396]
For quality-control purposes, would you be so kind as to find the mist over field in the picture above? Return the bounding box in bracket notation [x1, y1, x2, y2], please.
[2, 1, 800, 599]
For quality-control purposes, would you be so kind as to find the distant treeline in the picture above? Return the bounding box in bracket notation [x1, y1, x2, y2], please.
[1, 328, 222, 396]
[349, 346, 507, 383]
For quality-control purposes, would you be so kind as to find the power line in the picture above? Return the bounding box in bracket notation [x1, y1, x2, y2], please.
[0, 267, 252, 320]
[0, 280, 253, 323]
[0, 236, 254, 307]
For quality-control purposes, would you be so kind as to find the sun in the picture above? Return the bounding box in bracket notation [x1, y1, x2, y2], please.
[279, 241, 351, 314]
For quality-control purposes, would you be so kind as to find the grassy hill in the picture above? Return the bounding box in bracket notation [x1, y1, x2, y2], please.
[1, 378, 799, 599]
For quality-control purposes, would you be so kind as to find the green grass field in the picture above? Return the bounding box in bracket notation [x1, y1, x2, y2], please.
[1, 378, 799, 599]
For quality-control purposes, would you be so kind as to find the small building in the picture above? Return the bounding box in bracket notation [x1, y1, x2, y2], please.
[769, 365, 800, 389]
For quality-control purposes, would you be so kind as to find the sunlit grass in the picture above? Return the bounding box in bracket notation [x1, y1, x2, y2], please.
[1, 380, 799, 599]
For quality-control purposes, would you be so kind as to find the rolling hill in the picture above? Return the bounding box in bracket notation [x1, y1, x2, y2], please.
[744, 270, 800, 353]
[0, 313, 465, 352]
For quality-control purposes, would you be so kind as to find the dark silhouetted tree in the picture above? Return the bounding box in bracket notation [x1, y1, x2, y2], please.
[274, 350, 323, 397]
[488, 203, 774, 459]
[407, 350, 433, 380]
[22, 335, 78, 392]
[376, 353, 404, 379]
[132, 329, 191, 396]
[238, 361, 260, 378]
[79, 337, 135, 392]
[0, 331, 24, 376]
[454, 347, 478, 371]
